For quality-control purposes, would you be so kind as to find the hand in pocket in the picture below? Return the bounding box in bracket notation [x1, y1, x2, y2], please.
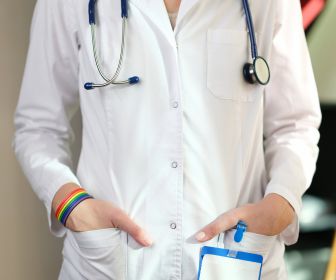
[194, 193, 295, 242]
[66, 198, 153, 247]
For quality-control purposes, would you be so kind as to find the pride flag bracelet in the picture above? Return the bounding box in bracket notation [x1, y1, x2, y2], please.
[55, 188, 93, 226]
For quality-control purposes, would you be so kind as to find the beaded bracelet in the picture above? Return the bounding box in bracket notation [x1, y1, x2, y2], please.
[55, 188, 93, 226]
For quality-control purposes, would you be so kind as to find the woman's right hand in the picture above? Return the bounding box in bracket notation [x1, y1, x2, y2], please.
[52, 183, 153, 247]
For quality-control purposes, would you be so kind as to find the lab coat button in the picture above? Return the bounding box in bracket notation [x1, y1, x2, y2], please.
[172, 101, 179, 108]
[170, 222, 177, 229]
[171, 161, 178, 168]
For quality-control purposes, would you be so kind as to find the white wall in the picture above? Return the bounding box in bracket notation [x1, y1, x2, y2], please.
[0, 1, 81, 279]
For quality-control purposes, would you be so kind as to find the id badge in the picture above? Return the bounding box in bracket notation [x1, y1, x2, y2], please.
[197, 221, 263, 280]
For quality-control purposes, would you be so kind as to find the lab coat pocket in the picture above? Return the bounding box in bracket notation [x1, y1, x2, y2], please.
[223, 229, 284, 279]
[206, 29, 258, 102]
[70, 228, 126, 279]
[223, 229, 276, 257]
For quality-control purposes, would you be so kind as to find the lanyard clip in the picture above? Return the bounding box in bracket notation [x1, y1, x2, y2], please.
[234, 220, 247, 243]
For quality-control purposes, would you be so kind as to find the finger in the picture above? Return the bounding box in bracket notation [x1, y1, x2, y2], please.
[111, 208, 153, 247]
[195, 210, 240, 242]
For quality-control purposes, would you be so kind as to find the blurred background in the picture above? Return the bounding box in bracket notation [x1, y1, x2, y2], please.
[0, 0, 335, 279]
[285, 1, 336, 280]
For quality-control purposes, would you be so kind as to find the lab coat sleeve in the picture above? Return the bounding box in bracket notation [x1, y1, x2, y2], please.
[263, 0, 322, 245]
[12, 0, 80, 237]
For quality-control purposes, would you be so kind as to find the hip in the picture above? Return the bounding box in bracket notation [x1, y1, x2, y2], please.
[58, 228, 288, 280]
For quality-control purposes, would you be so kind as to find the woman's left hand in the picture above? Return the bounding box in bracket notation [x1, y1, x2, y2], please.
[195, 193, 296, 242]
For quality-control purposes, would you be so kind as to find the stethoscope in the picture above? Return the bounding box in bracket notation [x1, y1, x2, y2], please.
[84, 0, 270, 91]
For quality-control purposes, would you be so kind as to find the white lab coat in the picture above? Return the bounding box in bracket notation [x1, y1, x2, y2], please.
[13, 0, 321, 279]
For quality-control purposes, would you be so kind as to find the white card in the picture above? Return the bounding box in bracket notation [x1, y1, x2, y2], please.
[197, 246, 262, 280]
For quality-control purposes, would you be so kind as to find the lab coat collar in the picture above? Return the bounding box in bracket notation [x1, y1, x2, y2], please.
[129, 0, 201, 45]
[177, 0, 201, 27]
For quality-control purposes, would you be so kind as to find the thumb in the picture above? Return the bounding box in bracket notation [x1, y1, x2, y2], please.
[112, 208, 153, 247]
[195, 211, 239, 242]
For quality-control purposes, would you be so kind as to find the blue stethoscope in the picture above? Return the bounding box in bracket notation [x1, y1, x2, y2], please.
[84, 0, 270, 90]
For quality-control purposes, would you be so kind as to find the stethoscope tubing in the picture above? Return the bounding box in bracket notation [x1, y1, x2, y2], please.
[85, 0, 139, 90]
[91, 17, 127, 84]
[242, 0, 258, 59]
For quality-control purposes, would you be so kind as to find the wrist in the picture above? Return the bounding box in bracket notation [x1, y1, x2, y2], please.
[54, 186, 93, 227]
[263, 193, 295, 212]
[262, 193, 295, 226]
[52, 183, 82, 214]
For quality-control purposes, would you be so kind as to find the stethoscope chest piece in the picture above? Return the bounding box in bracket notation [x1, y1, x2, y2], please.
[243, 56, 270, 85]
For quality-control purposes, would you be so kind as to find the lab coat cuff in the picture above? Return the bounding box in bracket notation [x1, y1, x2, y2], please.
[264, 184, 302, 245]
[41, 171, 81, 238]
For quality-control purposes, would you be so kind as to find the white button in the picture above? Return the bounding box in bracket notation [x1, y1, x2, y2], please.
[171, 161, 178, 168]
[172, 101, 179, 108]
[170, 222, 177, 229]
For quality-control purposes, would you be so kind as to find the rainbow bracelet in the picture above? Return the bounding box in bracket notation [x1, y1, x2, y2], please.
[55, 188, 93, 226]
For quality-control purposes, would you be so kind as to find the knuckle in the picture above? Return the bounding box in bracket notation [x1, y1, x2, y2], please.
[132, 226, 143, 238]
[110, 208, 122, 220]
[111, 207, 122, 216]
[209, 223, 221, 235]
[226, 211, 238, 225]
[227, 213, 237, 226]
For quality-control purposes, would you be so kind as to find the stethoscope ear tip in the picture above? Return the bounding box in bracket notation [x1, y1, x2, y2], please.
[84, 83, 94, 90]
[128, 76, 140, 85]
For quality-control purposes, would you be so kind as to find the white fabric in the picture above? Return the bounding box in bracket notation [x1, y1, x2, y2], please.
[13, 0, 321, 279]
[199, 255, 262, 280]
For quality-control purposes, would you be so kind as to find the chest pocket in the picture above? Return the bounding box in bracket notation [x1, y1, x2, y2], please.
[206, 29, 260, 102]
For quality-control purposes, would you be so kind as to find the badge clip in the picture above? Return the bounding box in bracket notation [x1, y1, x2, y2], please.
[234, 220, 247, 243]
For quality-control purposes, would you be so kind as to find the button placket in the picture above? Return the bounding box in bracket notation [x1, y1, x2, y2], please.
[168, 35, 183, 279]
[172, 101, 179, 108]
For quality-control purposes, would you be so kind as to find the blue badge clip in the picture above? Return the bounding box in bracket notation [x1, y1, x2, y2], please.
[234, 220, 247, 243]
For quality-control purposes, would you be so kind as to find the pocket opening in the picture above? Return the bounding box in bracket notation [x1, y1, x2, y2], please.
[67, 227, 127, 279]
[71, 227, 122, 248]
[223, 229, 277, 255]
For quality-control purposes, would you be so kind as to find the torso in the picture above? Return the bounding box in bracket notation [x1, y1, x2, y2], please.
[65, 1, 284, 278]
